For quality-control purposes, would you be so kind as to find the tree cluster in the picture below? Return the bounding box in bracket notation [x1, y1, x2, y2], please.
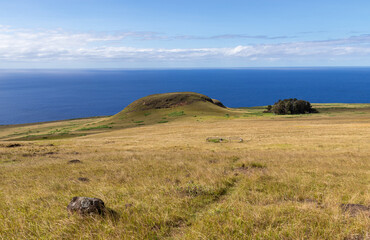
[265, 98, 318, 115]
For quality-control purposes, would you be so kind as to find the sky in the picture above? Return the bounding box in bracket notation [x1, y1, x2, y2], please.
[0, 0, 370, 68]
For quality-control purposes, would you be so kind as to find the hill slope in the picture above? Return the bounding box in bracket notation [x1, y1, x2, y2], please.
[120, 92, 225, 113]
[108, 92, 231, 126]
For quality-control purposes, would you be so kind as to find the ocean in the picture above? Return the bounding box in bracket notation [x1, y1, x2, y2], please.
[0, 68, 369, 125]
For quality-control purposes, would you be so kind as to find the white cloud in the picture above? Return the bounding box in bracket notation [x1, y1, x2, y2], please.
[0, 26, 370, 64]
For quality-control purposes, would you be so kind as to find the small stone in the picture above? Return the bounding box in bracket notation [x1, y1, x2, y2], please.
[67, 197, 105, 216]
[78, 177, 90, 182]
[68, 159, 82, 164]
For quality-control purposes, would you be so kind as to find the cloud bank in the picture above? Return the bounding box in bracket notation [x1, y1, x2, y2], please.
[1, 25, 370, 66]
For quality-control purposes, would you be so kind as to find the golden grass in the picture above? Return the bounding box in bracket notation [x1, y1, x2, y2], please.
[0, 104, 369, 239]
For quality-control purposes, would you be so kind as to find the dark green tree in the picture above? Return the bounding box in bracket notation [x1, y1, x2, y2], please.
[266, 98, 317, 115]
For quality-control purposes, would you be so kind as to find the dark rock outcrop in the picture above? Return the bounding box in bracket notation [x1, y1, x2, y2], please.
[212, 99, 226, 108]
[67, 197, 105, 216]
[68, 159, 82, 164]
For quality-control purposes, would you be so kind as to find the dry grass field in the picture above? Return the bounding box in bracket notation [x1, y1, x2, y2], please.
[0, 101, 369, 239]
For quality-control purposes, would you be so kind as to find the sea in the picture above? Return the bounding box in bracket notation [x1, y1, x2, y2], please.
[0, 68, 369, 125]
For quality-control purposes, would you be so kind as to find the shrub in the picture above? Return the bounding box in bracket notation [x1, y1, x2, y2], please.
[77, 125, 112, 131]
[266, 98, 318, 115]
[168, 111, 185, 117]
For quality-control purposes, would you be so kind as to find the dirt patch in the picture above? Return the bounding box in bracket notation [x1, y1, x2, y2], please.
[344, 233, 369, 240]
[340, 203, 370, 217]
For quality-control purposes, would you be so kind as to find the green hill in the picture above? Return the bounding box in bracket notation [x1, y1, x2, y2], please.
[108, 92, 231, 126]
[0, 92, 235, 140]
[120, 92, 225, 113]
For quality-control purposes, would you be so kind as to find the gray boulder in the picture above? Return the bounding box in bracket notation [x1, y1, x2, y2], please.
[67, 197, 105, 216]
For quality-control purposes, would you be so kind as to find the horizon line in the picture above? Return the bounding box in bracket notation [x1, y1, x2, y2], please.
[1, 66, 370, 71]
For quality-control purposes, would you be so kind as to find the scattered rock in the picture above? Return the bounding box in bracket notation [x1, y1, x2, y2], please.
[68, 159, 82, 164]
[43, 151, 56, 155]
[6, 143, 21, 148]
[67, 197, 105, 216]
[206, 137, 244, 143]
[340, 203, 370, 217]
[77, 177, 90, 182]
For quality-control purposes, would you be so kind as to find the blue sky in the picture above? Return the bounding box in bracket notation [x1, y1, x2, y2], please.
[0, 0, 370, 68]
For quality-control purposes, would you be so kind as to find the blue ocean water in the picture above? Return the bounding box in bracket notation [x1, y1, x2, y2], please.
[0, 68, 369, 125]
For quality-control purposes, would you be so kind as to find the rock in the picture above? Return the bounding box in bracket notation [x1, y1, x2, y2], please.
[68, 159, 82, 164]
[67, 197, 105, 216]
[6, 143, 21, 148]
[77, 177, 90, 182]
[340, 203, 370, 217]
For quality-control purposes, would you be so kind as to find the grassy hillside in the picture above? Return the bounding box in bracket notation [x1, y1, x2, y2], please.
[107, 92, 233, 129]
[0, 97, 369, 239]
[0, 92, 235, 141]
